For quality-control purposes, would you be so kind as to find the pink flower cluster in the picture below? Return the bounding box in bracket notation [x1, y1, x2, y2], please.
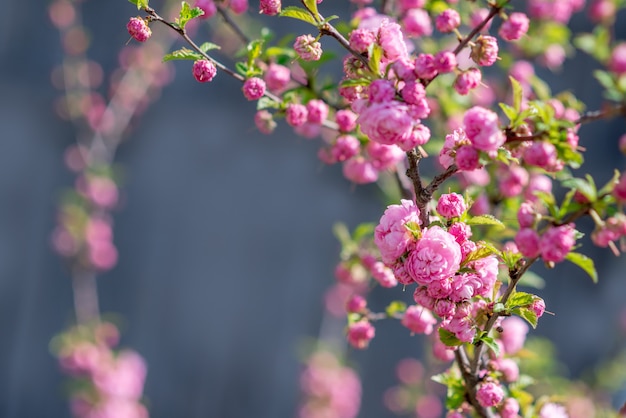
[515, 223, 576, 263]
[372, 196, 502, 346]
[298, 351, 361, 418]
[51, 171, 120, 272]
[54, 323, 149, 418]
[126, 17, 151, 43]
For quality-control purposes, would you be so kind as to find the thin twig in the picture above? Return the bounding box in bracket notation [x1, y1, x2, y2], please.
[216, 4, 250, 45]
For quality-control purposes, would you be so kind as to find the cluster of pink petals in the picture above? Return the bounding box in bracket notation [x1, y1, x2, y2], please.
[294, 35, 322, 61]
[126, 17, 151, 43]
[374, 199, 421, 264]
[299, 351, 361, 418]
[463, 106, 505, 153]
[470, 36, 499, 66]
[192, 59, 217, 83]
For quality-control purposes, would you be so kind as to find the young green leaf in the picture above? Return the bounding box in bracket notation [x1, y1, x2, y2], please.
[176, 1, 204, 30]
[385, 301, 407, 317]
[279, 6, 318, 26]
[480, 335, 501, 357]
[199, 42, 221, 53]
[302, 0, 320, 20]
[506, 291, 535, 309]
[511, 307, 538, 328]
[509, 76, 523, 113]
[438, 328, 462, 347]
[565, 252, 598, 283]
[465, 214, 505, 229]
[162, 47, 202, 62]
[129, 0, 149, 10]
[369, 44, 383, 76]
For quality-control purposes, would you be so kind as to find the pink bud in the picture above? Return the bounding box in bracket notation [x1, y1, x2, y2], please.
[192, 59, 217, 83]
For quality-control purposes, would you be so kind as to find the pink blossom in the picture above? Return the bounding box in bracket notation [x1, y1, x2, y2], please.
[402, 305, 437, 334]
[471, 255, 499, 297]
[499, 12, 529, 41]
[540, 224, 575, 262]
[539, 403, 569, 418]
[229, 0, 248, 14]
[439, 128, 468, 168]
[500, 316, 529, 354]
[93, 350, 147, 399]
[501, 398, 521, 418]
[613, 172, 626, 200]
[518, 201, 537, 228]
[495, 358, 519, 382]
[499, 164, 529, 197]
[306, 99, 329, 124]
[242, 77, 266, 100]
[346, 294, 367, 313]
[335, 109, 358, 132]
[433, 299, 456, 319]
[294, 35, 322, 61]
[515, 228, 541, 258]
[476, 382, 504, 407]
[437, 193, 467, 219]
[349, 28, 376, 53]
[530, 297, 546, 318]
[370, 261, 398, 287]
[195, 0, 217, 18]
[400, 81, 426, 105]
[463, 106, 504, 152]
[444, 316, 476, 342]
[413, 286, 435, 310]
[397, 124, 430, 151]
[366, 142, 405, 169]
[331, 135, 360, 162]
[436, 9, 461, 33]
[590, 0, 617, 23]
[455, 145, 480, 171]
[374, 199, 421, 264]
[286, 103, 308, 127]
[434, 51, 457, 73]
[402, 9, 432, 38]
[405, 226, 462, 285]
[398, 0, 425, 12]
[541, 44, 566, 69]
[127, 17, 151, 43]
[347, 320, 375, 349]
[358, 101, 414, 145]
[470, 36, 499, 66]
[254, 110, 276, 134]
[510, 60, 534, 84]
[524, 141, 558, 170]
[416, 395, 443, 418]
[192, 59, 217, 83]
[264, 63, 290, 93]
[524, 173, 552, 201]
[470, 8, 492, 32]
[259, 0, 281, 15]
[392, 57, 416, 81]
[407, 99, 431, 119]
[378, 19, 408, 61]
[368, 79, 396, 103]
[343, 157, 379, 184]
[454, 68, 482, 95]
[414, 53, 438, 79]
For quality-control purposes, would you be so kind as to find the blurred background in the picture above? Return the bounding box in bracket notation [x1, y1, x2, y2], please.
[1, 1, 625, 417]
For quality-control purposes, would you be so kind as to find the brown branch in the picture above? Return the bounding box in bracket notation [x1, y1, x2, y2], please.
[216, 4, 250, 45]
[455, 349, 495, 418]
[405, 149, 431, 226]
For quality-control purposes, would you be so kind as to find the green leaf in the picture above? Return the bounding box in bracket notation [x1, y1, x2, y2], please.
[480, 335, 501, 357]
[385, 301, 407, 317]
[247, 39, 264, 61]
[199, 42, 220, 53]
[256, 97, 279, 110]
[279, 6, 318, 25]
[265, 46, 296, 60]
[594, 70, 615, 91]
[511, 307, 538, 328]
[510, 76, 523, 113]
[302, 0, 320, 19]
[235, 62, 249, 76]
[332, 222, 352, 249]
[565, 252, 598, 283]
[598, 169, 621, 196]
[353, 223, 375, 241]
[507, 291, 535, 308]
[176, 1, 204, 30]
[340, 78, 372, 88]
[461, 245, 498, 266]
[445, 383, 466, 410]
[499, 103, 518, 124]
[129, 0, 149, 9]
[561, 177, 597, 201]
[162, 47, 202, 62]
[369, 45, 382, 75]
[321, 15, 339, 24]
[438, 328, 462, 347]
[465, 214, 505, 229]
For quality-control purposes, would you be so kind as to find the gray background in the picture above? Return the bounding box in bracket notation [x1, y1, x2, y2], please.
[1, 1, 625, 417]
